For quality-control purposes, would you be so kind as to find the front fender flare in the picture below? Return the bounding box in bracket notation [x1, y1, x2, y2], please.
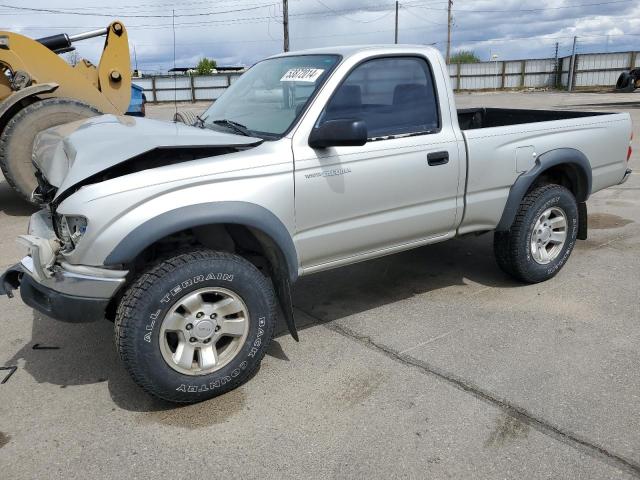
[104, 201, 299, 282]
[496, 148, 592, 232]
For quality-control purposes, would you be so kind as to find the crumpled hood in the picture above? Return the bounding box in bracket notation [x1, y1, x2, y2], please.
[33, 114, 262, 196]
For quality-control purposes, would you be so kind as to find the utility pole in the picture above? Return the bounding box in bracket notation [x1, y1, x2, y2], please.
[446, 0, 453, 64]
[283, 0, 289, 52]
[394, 1, 399, 44]
[553, 42, 559, 88]
[568, 36, 577, 92]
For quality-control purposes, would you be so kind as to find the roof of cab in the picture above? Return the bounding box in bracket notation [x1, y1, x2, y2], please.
[266, 44, 439, 60]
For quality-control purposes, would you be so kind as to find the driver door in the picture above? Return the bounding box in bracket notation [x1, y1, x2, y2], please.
[292, 56, 461, 269]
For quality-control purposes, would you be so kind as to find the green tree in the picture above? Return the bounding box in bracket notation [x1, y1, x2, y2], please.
[449, 50, 480, 64]
[195, 57, 217, 75]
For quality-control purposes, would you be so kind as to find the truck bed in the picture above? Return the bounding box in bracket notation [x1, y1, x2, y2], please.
[457, 108, 610, 130]
[456, 107, 630, 236]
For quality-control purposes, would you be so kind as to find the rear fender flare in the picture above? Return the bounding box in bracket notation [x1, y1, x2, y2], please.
[496, 148, 592, 232]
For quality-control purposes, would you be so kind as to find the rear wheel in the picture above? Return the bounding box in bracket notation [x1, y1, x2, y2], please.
[115, 250, 276, 403]
[493, 184, 578, 283]
[0, 98, 99, 204]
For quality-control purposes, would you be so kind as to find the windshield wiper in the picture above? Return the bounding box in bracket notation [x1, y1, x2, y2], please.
[212, 119, 252, 136]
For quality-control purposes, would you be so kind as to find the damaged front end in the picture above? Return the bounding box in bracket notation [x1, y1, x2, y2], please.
[0, 208, 60, 298]
[2, 114, 264, 322]
[0, 210, 128, 322]
[30, 114, 263, 201]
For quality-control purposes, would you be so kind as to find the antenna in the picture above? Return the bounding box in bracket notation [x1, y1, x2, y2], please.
[172, 9, 178, 120]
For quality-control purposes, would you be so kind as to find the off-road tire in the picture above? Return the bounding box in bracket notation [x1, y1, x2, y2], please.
[0, 98, 100, 204]
[615, 72, 635, 93]
[173, 110, 199, 126]
[115, 250, 276, 403]
[493, 184, 578, 283]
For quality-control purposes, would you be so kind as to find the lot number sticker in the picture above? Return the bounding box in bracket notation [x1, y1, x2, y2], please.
[280, 68, 324, 82]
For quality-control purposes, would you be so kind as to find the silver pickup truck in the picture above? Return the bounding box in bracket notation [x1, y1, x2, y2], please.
[0, 45, 633, 403]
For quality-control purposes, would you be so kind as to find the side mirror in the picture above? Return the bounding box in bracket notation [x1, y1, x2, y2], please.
[308, 119, 367, 149]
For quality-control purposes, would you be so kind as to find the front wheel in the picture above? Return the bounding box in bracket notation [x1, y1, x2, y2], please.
[494, 184, 578, 283]
[115, 250, 276, 403]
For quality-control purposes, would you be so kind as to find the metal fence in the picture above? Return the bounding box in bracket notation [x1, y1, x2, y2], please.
[134, 50, 638, 102]
[132, 72, 243, 103]
[447, 50, 638, 91]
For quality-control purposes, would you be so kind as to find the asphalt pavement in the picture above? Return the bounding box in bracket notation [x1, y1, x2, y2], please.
[0, 90, 639, 479]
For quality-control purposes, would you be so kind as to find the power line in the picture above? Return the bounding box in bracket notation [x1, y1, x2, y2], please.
[0, 0, 278, 15]
[126, 29, 640, 50]
[0, 2, 278, 17]
[400, 4, 447, 26]
[313, 0, 396, 24]
[4, 0, 631, 31]
[407, 0, 634, 13]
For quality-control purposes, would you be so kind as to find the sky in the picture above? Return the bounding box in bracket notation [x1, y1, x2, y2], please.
[1, 0, 639, 73]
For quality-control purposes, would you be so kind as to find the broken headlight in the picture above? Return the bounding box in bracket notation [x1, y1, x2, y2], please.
[56, 215, 87, 252]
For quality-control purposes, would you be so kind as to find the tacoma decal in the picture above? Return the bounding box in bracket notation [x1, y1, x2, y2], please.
[305, 167, 351, 179]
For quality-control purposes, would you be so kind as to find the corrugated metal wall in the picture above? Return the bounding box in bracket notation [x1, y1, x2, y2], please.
[136, 51, 637, 102]
[448, 50, 636, 91]
[133, 72, 242, 103]
[573, 52, 633, 87]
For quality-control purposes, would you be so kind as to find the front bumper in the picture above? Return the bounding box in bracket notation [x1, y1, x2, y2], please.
[0, 209, 128, 322]
[0, 263, 112, 323]
[0, 257, 127, 323]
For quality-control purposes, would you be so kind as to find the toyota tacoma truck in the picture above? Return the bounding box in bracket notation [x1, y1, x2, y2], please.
[0, 45, 633, 403]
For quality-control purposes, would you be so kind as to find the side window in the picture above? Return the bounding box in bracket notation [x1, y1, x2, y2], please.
[320, 57, 440, 138]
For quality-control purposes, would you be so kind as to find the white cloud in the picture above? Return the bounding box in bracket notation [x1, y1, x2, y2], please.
[1, 0, 638, 72]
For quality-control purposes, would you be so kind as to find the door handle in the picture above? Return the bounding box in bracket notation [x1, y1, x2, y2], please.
[427, 151, 449, 166]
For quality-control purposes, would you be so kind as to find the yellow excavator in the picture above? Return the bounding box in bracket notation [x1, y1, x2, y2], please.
[0, 21, 131, 203]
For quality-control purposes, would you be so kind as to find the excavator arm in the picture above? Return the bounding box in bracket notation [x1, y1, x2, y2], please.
[0, 21, 132, 203]
[0, 21, 131, 113]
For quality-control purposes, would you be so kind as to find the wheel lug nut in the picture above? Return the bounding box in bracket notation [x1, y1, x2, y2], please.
[203, 338, 210, 344]
[189, 337, 197, 343]
[196, 312, 204, 319]
[210, 313, 217, 319]
[214, 326, 220, 332]
[186, 323, 193, 330]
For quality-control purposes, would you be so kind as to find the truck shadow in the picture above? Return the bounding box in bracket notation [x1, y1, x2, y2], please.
[288, 233, 519, 335]
[7, 312, 171, 413]
[8, 232, 517, 412]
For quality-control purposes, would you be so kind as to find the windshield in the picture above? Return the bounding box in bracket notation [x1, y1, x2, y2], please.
[201, 54, 340, 138]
